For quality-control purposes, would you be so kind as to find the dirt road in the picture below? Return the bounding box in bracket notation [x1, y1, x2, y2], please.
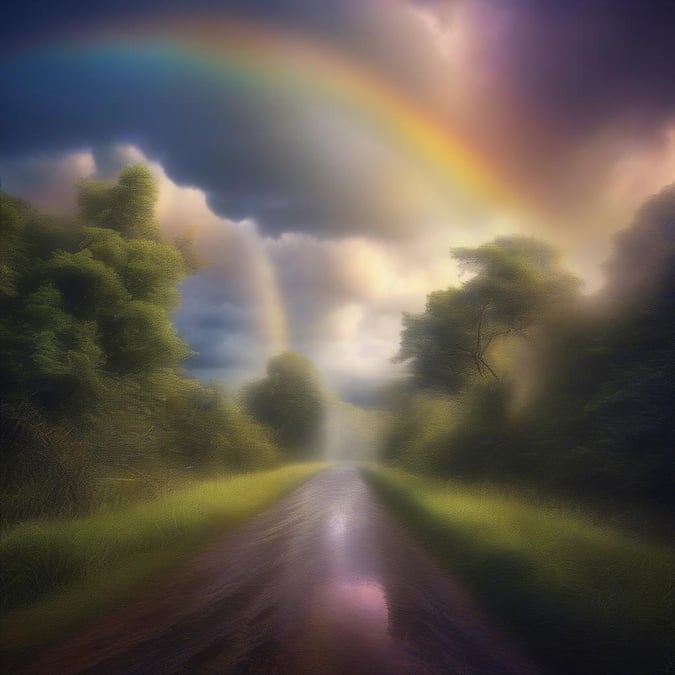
[21, 467, 539, 674]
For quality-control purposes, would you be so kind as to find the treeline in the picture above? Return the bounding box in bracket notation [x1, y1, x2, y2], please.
[383, 184, 675, 512]
[0, 166, 281, 525]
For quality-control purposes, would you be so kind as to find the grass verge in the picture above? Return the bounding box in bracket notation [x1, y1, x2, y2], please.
[363, 466, 675, 675]
[0, 462, 326, 658]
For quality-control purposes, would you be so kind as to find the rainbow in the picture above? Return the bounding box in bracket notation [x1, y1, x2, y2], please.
[7, 16, 530, 357]
[108, 18, 523, 209]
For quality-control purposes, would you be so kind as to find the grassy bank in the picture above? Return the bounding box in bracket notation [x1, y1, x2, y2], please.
[0, 462, 325, 656]
[364, 467, 675, 675]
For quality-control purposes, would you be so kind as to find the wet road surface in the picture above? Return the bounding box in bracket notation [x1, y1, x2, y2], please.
[22, 467, 539, 674]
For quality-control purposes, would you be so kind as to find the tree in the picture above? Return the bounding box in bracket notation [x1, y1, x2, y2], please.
[603, 183, 675, 308]
[571, 184, 675, 504]
[1, 166, 188, 482]
[243, 352, 324, 459]
[78, 165, 159, 240]
[165, 381, 278, 470]
[396, 237, 580, 393]
[75, 168, 192, 377]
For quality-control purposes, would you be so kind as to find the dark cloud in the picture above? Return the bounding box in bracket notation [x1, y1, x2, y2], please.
[1, 35, 421, 238]
[6, 0, 673, 206]
[401, 0, 675, 226]
[1, 0, 357, 47]
[417, 0, 675, 136]
[2, 8, 372, 237]
[174, 273, 265, 381]
[503, 1, 675, 134]
[0, 48, 294, 222]
[5, 0, 672, 240]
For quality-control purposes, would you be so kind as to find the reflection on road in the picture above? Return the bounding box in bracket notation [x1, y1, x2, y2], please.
[291, 474, 396, 673]
[26, 467, 538, 675]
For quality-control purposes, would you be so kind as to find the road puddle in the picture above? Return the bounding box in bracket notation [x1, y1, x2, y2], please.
[282, 479, 404, 673]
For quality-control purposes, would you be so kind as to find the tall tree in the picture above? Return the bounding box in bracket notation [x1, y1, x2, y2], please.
[1, 165, 191, 448]
[396, 237, 580, 393]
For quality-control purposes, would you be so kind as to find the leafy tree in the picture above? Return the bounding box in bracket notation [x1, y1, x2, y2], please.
[46, 249, 130, 319]
[243, 351, 324, 459]
[557, 184, 675, 504]
[1, 165, 190, 409]
[396, 237, 580, 393]
[74, 167, 192, 377]
[604, 183, 675, 308]
[526, 184, 675, 506]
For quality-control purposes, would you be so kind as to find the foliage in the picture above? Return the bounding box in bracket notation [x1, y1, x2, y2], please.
[165, 380, 278, 470]
[604, 183, 675, 304]
[0, 166, 283, 526]
[396, 237, 580, 392]
[522, 184, 675, 506]
[243, 351, 325, 460]
[385, 186, 675, 511]
[381, 383, 520, 478]
[77, 165, 159, 241]
[381, 393, 460, 472]
[365, 467, 675, 675]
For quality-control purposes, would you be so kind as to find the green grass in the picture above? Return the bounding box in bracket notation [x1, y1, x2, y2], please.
[0, 462, 326, 656]
[364, 467, 675, 675]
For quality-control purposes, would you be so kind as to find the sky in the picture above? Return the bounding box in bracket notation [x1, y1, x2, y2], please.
[2, 0, 675, 402]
